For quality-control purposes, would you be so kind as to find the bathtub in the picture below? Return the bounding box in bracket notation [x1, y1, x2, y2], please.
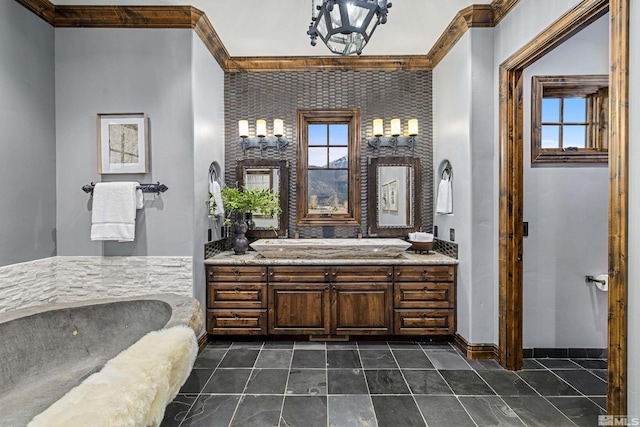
[0, 294, 203, 426]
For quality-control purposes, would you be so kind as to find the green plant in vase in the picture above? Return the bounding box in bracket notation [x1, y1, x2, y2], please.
[220, 186, 281, 254]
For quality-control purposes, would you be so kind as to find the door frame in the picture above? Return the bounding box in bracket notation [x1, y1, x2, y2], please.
[497, 0, 628, 415]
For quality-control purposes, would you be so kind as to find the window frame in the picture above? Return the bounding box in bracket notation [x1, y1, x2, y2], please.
[296, 108, 361, 227]
[531, 75, 608, 163]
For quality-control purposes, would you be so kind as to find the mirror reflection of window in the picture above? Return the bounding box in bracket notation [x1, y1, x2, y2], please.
[244, 168, 279, 229]
[377, 166, 413, 227]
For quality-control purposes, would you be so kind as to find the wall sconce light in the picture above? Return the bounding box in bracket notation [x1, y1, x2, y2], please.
[368, 118, 419, 154]
[238, 119, 289, 157]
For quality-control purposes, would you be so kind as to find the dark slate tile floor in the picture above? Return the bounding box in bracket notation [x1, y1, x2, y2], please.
[161, 341, 607, 427]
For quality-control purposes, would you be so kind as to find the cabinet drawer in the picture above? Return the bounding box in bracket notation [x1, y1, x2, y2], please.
[268, 266, 393, 282]
[208, 283, 267, 309]
[207, 266, 266, 282]
[394, 266, 455, 282]
[207, 309, 267, 335]
[268, 266, 327, 282]
[394, 309, 455, 335]
[394, 283, 454, 308]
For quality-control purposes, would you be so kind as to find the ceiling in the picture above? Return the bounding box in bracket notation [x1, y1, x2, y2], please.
[50, 0, 492, 57]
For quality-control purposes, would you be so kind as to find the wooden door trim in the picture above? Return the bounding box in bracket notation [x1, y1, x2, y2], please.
[498, 0, 628, 415]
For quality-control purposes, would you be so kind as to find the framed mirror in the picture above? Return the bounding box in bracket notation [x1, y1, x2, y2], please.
[367, 156, 421, 237]
[236, 159, 289, 238]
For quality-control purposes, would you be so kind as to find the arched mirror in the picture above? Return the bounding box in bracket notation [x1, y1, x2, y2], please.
[367, 156, 421, 237]
[236, 159, 289, 238]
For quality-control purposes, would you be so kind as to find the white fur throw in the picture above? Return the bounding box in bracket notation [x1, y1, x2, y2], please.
[28, 325, 198, 427]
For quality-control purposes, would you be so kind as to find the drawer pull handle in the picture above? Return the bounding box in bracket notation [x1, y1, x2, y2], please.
[325, 285, 330, 290]
[449, 272, 453, 276]
[388, 272, 392, 276]
[325, 272, 329, 276]
[422, 269, 428, 275]
[233, 313, 240, 319]
[397, 272, 401, 276]
[422, 314, 428, 319]
[269, 272, 274, 276]
[332, 272, 336, 276]
[234, 286, 240, 293]
[423, 287, 428, 292]
[208, 271, 214, 277]
[261, 272, 266, 276]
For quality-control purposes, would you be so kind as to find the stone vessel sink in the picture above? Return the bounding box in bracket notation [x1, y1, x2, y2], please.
[250, 238, 412, 259]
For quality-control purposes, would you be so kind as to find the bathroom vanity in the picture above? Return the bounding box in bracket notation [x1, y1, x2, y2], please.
[204, 250, 458, 339]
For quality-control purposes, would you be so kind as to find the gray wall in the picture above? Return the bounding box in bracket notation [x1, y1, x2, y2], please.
[0, 2, 56, 267]
[628, 0, 639, 416]
[55, 28, 195, 257]
[192, 33, 225, 331]
[433, 28, 496, 344]
[523, 15, 609, 349]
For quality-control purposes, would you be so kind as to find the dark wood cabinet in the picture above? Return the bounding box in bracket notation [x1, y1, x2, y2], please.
[393, 265, 456, 335]
[206, 262, 456, 338]
[206, 266, 267, 335]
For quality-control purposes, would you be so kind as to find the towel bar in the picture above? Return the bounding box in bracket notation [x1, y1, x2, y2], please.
[82, 182, 168, 195]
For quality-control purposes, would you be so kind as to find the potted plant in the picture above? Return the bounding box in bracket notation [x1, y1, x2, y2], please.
[220, 186, 281, 254]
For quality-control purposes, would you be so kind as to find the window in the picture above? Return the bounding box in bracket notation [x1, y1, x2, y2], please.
[531, 75, 608, 163]
[296, 109, 361, 226]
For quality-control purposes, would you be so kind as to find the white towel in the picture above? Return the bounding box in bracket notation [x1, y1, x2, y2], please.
[208, 181, 224, 217]
[91, 182, 140, 242]
[436, 170, 453, 214]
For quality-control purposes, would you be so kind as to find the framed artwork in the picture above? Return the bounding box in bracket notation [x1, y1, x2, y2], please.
[97, 113, 148, 174]
[381, 182, 390, 211]
[388, 179, 399, 211]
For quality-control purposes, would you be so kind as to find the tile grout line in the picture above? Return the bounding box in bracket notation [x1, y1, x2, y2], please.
[421, 343, 482, 426]
[514, 367, 580, 426]
[226, 342, 265, 427]
[389, 342, 437, 427]
[277, 341, 297, 427]
[355, 341, 380, 427]
[177, 343, 232, 427]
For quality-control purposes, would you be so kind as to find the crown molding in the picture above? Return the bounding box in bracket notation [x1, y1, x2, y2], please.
[15, 1, 520, 73]
[15, 0, 56, 25]
[225, 55, 431, 73]
[491, 0, 520, 26]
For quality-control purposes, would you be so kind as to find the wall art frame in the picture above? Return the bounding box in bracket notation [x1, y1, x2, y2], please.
[97, 112, 148, 174]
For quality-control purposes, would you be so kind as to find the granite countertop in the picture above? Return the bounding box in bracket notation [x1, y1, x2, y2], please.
[204, 250, 458, 266]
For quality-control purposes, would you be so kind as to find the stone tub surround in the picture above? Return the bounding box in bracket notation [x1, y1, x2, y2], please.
[0, 257, 57, 313]
[205, 250, 458, 266]
[0, 294, 203, 426]
[0, 256, 192, 313]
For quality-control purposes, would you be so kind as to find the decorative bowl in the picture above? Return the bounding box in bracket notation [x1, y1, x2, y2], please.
[409, 240, 434, 254]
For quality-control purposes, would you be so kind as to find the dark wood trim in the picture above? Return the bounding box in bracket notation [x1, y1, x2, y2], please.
[16, 2, 521, 73]
[607, 0, 629, 417]
[367, 156, 422, 237]
[191, 8, 230, 71]
[225, 55, 431, 73]
[296, 109, 361, 227]
[454, 333, 499, 360]
[197, 332, 209, 353]
[427, 5, 492, 68]
[490, 0, 520, 26]
[531, 75, 609, 163]
[498, 0, 627, 415]
[54, 5, 194, 28]
[15, 0, 55, 25]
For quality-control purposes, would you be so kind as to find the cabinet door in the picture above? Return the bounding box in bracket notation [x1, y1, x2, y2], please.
[332, 283, 392, 335]
[268, 284, 330, 335]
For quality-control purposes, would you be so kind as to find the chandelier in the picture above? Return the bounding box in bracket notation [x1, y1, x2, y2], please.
[307, 0, 392, 56]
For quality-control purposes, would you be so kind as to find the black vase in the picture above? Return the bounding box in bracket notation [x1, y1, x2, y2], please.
[232, 214, 249, 255]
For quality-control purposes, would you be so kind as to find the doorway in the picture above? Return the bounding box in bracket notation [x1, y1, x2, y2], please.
[497, 0, 628, 416]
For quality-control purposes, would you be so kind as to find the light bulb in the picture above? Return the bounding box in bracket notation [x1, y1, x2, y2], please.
[238, 120, 249, 138]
